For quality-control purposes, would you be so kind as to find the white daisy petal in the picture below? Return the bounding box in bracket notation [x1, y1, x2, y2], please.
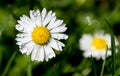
[49, 20, 63, 30]
[16, 33, 31, 37]
[16, 41, 22, 46]
[53, 20, 63, 27]
[41, 8, 47, 22]
[19, 41, 34, 54]
[16, 34, 24, 37]
[44, 45, 55, 61]
[16, 33, 32, 45]
[49, 38, 65, 51]
[30, 10, 35, 20]
[30, 10, 41, 25]
[26, 46, 34, 55]
[25, 41, 37, 56]
[16, 36, 32, 45]
[47, 17, 56, 29]
[35, 46, 44, 61]
[31, 45, 39, 61]
[24, 41, 36, 55]
[17, 15, 35, 32]
[19, 42, 29, 49]
[20, 46, 27, 54]
[24, 41, 35, 48]
[22, 15, 35, 27]
[16, 8, 68, 62]
[16, 24, 24, 31]
[43, 11, 53, 26]
[17, 20, 33, 33]
[50, 24, 67, 33]
[56, 40, 65, 51]
[49, 38, 60, 51]
[30, 10, 40, 21]
[51, 34, 68, 40]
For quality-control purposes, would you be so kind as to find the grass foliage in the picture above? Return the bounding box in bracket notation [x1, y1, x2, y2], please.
[0, 0, 120, 76]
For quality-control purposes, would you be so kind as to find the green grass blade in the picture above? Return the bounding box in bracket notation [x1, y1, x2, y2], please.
[100, 46, 108, 76]
[2, 51, 17, 76]
[105, 20, 116, 76]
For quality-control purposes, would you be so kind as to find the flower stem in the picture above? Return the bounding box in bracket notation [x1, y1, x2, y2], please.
[27, 56, 32, 76]
[91, 56, 97, 76]
[2, 51, 17, 76]
[105, 20, 115, 76]
[100, 46, 108, 76]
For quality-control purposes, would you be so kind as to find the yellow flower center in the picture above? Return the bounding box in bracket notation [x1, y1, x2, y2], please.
[92, 37, 107, 50]
[32, 26, 50, 45]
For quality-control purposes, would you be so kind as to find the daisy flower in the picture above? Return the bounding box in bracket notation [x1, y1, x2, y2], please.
[79, 31, 119, 60]
[16, 8, 68, 61]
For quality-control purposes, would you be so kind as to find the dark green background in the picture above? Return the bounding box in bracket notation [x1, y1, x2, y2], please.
[0, 0, 120, 76]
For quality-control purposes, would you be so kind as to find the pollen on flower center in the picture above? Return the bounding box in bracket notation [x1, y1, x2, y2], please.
[92, 37, 107, 50]
[32, 26, 50, 45]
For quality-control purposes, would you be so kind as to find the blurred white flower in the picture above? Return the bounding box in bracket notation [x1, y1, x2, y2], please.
[16, 8, 68, 62]
[79, 31, 119, 60]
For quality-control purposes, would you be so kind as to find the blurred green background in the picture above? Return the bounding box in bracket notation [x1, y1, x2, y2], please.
[0, 0, 120, 76]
